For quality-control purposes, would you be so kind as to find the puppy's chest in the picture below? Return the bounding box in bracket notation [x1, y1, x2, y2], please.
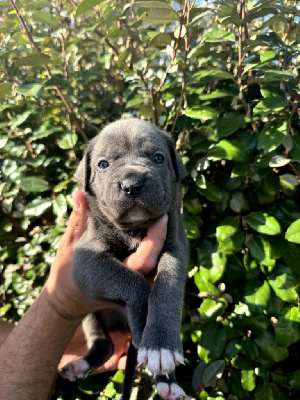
[106, 231, 145, 261]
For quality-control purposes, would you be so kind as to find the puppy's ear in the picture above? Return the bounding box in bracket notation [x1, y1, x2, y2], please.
[166, 137, 185, 183]
[76, 140, 94, 193]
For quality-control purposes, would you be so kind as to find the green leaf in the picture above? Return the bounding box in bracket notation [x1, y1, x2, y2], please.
[268, 265, 298, 302]
[216, 216, 239, 242]
[280, 174, 299, 196]
[14, 55, 51, 67]
[192, 361, 207, 391]
[53, 194, 68, 217]
[32, 11, 59, 27]
[183, 106, 219, 121]
[216, 113, 245, 139]
[285, 219, 300, 243]
[57, 133, 78, 149]
[32, 121, 63, 140]
[202, 360, 225, 386]
[24, 197, 52, 217]
[198, 323, 227, 363]
[44, 77, 72, 89]
[241, 339, 259, 361]
[104, 382, 117, 398]
[26, 1, 52, 10]
[16, 83, 44, 97]
[20, 177, 50, 193]
[269, 155, 290, 167]
[244, 280, 271, 316]
[0, 82, 13, 101]
[203, 29, 235, 42]
[241, 369, 256, 392]
[1, 159, 18, 176]
[0, 303, 12, 317]
[135, 1, 174, 9]
[149, 32, 173, 47]
[254, 330, 288, 362]
[274, 307, 300, 347]
[54, 179, 72, 193]
[184, 214, 201, 240]
[245, 211, 281, 235]
[254, 97, 289, 116]
[199, 299, 226, 320]
[247, 236, 276, 270]
[290, 370, 300, 390]
[230, 192, 249, 212]
[254, 382, 289, 400]
[257, 121, 288, 153]
[264, 70, 295, 81]
[217, 231, 245, 255]
[199, 89, 234, 100]
[207, 140, 247, 162]
[194, 272, 219, 295]
[111, 369, 124, 384]
[11, 109, 35, 129]
[75, 0, 104, 18]
[199, 181, 223, 202]
[142, 8, 179, 24]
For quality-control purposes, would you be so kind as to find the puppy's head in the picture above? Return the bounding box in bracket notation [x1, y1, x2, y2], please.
[76, 119, 184, 230]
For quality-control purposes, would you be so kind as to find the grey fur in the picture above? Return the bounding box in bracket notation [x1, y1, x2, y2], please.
[61, 119, 188, 399]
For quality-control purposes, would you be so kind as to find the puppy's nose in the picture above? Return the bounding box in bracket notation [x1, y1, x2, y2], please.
[120, 178, 144, 196]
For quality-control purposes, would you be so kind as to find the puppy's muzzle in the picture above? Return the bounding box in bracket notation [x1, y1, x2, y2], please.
[120, 177, 145, 197]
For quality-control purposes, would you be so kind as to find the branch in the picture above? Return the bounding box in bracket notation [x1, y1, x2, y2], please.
[9, 0, 89, 141]
[171, 0, 190, 133]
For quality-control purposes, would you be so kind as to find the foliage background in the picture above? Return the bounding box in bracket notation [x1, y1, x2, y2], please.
[0, 0, 299, 399]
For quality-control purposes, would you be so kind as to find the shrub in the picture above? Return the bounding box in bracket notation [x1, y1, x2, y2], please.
[0, 0, 299, 399]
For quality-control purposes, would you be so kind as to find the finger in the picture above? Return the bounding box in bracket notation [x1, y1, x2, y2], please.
[60, 190, 88, 250]
[124, 214, 168, 275]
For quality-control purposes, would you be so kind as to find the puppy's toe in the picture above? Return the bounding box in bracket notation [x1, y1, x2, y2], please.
[137, 348, 184, 376]
[156, 382, 186, 400]
[60, 359, 90, 381]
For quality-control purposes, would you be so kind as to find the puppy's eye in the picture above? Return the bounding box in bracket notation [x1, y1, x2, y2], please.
[98, 160, 109, 169]
[153, 153, 164, 164]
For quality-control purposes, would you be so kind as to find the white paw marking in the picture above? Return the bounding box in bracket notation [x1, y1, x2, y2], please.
[156, 382, 186, 400]
[60, 359, 90, 381]
[137, 348, 184, 376]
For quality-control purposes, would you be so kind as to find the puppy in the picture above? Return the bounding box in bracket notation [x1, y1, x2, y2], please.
[60, 119, 188, 400]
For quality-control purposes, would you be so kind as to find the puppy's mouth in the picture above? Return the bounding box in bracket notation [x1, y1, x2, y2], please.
[121, 206, 150, 223]
[115, 205, 159, 230]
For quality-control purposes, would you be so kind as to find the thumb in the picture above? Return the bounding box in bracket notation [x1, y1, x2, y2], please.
[62, 190, 88, 249]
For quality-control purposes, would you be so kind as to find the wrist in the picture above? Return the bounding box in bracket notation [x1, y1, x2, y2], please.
[43, 284, 88, 322]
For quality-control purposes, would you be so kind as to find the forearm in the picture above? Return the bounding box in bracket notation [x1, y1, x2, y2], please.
[0, 320, 14, 348]
[0, 288, 82, 400]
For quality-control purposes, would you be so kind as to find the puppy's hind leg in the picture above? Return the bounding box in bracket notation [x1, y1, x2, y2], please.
[60, 312, 115, 381]
[156, 372, 186, 400]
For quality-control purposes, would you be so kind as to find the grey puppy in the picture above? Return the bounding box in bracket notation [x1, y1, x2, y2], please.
[60, 119, 188, 400]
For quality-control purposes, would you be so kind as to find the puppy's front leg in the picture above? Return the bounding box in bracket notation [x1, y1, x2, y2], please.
[73, 244, 151, 347]
[137, 212, 188, 377]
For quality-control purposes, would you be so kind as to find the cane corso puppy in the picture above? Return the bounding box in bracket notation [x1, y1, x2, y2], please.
[60, 119, 188, 400]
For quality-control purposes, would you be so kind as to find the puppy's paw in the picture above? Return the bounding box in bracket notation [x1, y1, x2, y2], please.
[60, 359, 90, 381]
[156, 382, 186, 400]
[137, 348, 184, 376]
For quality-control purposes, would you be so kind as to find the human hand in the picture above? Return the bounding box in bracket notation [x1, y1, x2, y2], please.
[49, 190, 167, 372]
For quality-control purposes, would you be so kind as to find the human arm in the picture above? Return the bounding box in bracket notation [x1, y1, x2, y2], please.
[0, 190, 167, 400]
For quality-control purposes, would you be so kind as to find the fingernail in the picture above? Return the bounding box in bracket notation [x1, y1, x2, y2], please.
[160, 214, 168, 224]
[73, 190, 81, 210]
